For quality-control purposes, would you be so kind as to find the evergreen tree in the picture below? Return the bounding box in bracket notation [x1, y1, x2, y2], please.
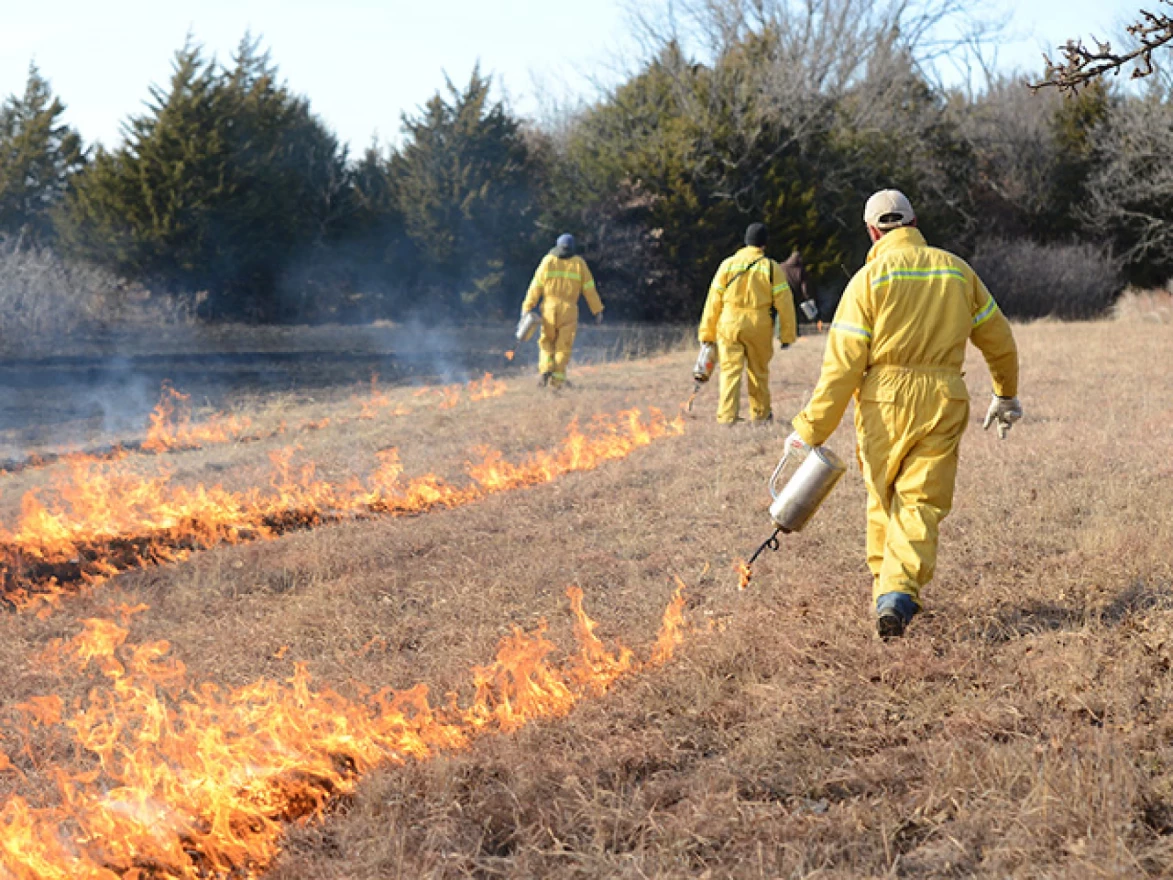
[60, 37, 349, 320]
[542, 41, 846, 319]
[389, 69, 537, 315]
[0, 64, 85, 245]
[1046, 81, 1110, 240]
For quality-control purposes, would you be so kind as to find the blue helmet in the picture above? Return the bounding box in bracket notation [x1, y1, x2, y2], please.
[555, 233, 575, 255]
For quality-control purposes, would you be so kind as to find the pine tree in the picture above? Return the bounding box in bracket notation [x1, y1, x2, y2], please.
[0, 64, 85, 245]
[59, 36, 350, 320]
[389, 68, 537, 315]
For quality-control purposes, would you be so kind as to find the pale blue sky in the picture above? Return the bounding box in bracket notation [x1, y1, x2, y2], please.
[0, 0, 1146, 151]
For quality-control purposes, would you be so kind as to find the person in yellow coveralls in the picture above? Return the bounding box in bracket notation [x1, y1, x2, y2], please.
[697, 223, 797, 424]
[521, 234, 604, 388]
[785, 190, 1021, 639]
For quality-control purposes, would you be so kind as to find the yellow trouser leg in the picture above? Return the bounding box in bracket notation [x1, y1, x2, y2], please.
[551, 321, 578, 384]
[743, 328, 773, 420]
[858, 391, 968, 608]
[538, 319, 557, 376]
[717, 340, 746, 423]
[866, 486, 888, 585]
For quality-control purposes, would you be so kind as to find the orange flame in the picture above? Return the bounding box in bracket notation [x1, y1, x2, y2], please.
[5, 374, 512, 477]
[0, 585, 686, 878]
[466, 372, 507, 402]
[0, 409, 684, 611]
[504, 350, 515, 361]
[354, 373, 402, 420]
[735, 560, 752, 591]
[142, 383, 252, 453]
[651, 576, 687, 664]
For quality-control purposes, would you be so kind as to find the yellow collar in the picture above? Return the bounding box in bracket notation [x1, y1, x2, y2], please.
[866, 226, 927, 263]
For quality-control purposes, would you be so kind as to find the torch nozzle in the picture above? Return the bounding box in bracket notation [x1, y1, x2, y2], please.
[746, 527, 783, 566]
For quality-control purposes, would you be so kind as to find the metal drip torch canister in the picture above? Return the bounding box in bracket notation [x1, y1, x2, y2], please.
[768, 445, 847, 533]
[693, 342, 717, 383]
[739, 443, 847, 589]
[685, 342, 718, 413]
[516, 311, 540, 342]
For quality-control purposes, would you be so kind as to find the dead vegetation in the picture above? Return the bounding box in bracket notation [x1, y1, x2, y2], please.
[0, 320, 1172, 878]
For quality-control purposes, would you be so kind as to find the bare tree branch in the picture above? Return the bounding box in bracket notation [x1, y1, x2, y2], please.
[1031, 1, 1173, 93]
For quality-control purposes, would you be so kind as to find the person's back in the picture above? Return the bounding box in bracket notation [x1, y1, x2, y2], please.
[713, 247, 778, 312]
[533, 254, 597, 309]
[804, 224, 1017, 436]
[788, 189, 1020, 640]
[521, 234, 604, 387]
[697, 223, 796, 424]
[861, 228, 999, 374]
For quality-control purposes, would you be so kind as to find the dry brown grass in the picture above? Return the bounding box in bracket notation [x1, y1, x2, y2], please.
[2, 320, 1173, 878]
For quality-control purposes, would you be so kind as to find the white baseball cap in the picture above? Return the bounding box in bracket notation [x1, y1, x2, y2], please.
[864, 189, 915, 230]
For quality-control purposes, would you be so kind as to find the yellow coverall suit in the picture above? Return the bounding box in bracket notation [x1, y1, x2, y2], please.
[698, 246, 797, 423]
[522, 254, 604, 385]
[791, 226, 1018, 608]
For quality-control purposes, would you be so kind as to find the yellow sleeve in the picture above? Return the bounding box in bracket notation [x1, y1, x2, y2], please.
[771, 261, 796, 344]
[522, 256, 549, 313]
[579, 258, 603, 315]
[791, 271, 873, 446]
[697, 260, 729, 343]
[969, 273, 1019, 398]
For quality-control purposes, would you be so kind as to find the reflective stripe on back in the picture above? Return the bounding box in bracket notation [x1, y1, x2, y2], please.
[871, 267, 966, 288]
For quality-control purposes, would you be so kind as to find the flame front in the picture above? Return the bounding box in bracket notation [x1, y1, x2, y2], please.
[0, 409, 684, 611]
[142, 383, 252, 453]
[736, 560, 752, 591]
[5, 373, 510, 476]
[0, 585, 687, 878]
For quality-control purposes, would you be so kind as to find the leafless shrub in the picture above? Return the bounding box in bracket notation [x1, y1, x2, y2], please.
[1112, 285, 1173, 323]
[621, 0, 1000, 212]
[969, 238, 1122, 319]
[1083, 92, 1173, 276]
[951, 78, 1063, 232]
[0, 237, 194, 353]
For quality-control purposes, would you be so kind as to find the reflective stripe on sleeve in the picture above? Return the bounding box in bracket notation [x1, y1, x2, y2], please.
[973, 294, 999, 327]
[871, 267, 967, 288]
[583, 279, 596, 290]
[771, 283, 790, 294]
[830, 321, 873, 340]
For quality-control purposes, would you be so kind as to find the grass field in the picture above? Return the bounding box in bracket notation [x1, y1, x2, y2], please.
[1, 313, 1172, 878]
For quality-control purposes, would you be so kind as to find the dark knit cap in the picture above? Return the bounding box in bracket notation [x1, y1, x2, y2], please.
[744, 223, 768, 248]
[552, 233, 575, 258]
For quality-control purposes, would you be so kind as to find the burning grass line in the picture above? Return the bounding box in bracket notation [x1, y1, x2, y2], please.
[0, 582, 687, 879]
[0, 408, 684, 612]
[0, 374, 509, 477]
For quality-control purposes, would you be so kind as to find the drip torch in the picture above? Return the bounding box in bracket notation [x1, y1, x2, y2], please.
[738, 444, 847, 588]
[685, 342, 717, 413]
[516, 311, 540, 343]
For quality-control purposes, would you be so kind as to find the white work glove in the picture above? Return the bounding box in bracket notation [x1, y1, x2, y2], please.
[784, 431, 811, 461]
[982, 395, 1023, 440]
[595, 311, 604, 324]
[800, 299, 819, 321]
